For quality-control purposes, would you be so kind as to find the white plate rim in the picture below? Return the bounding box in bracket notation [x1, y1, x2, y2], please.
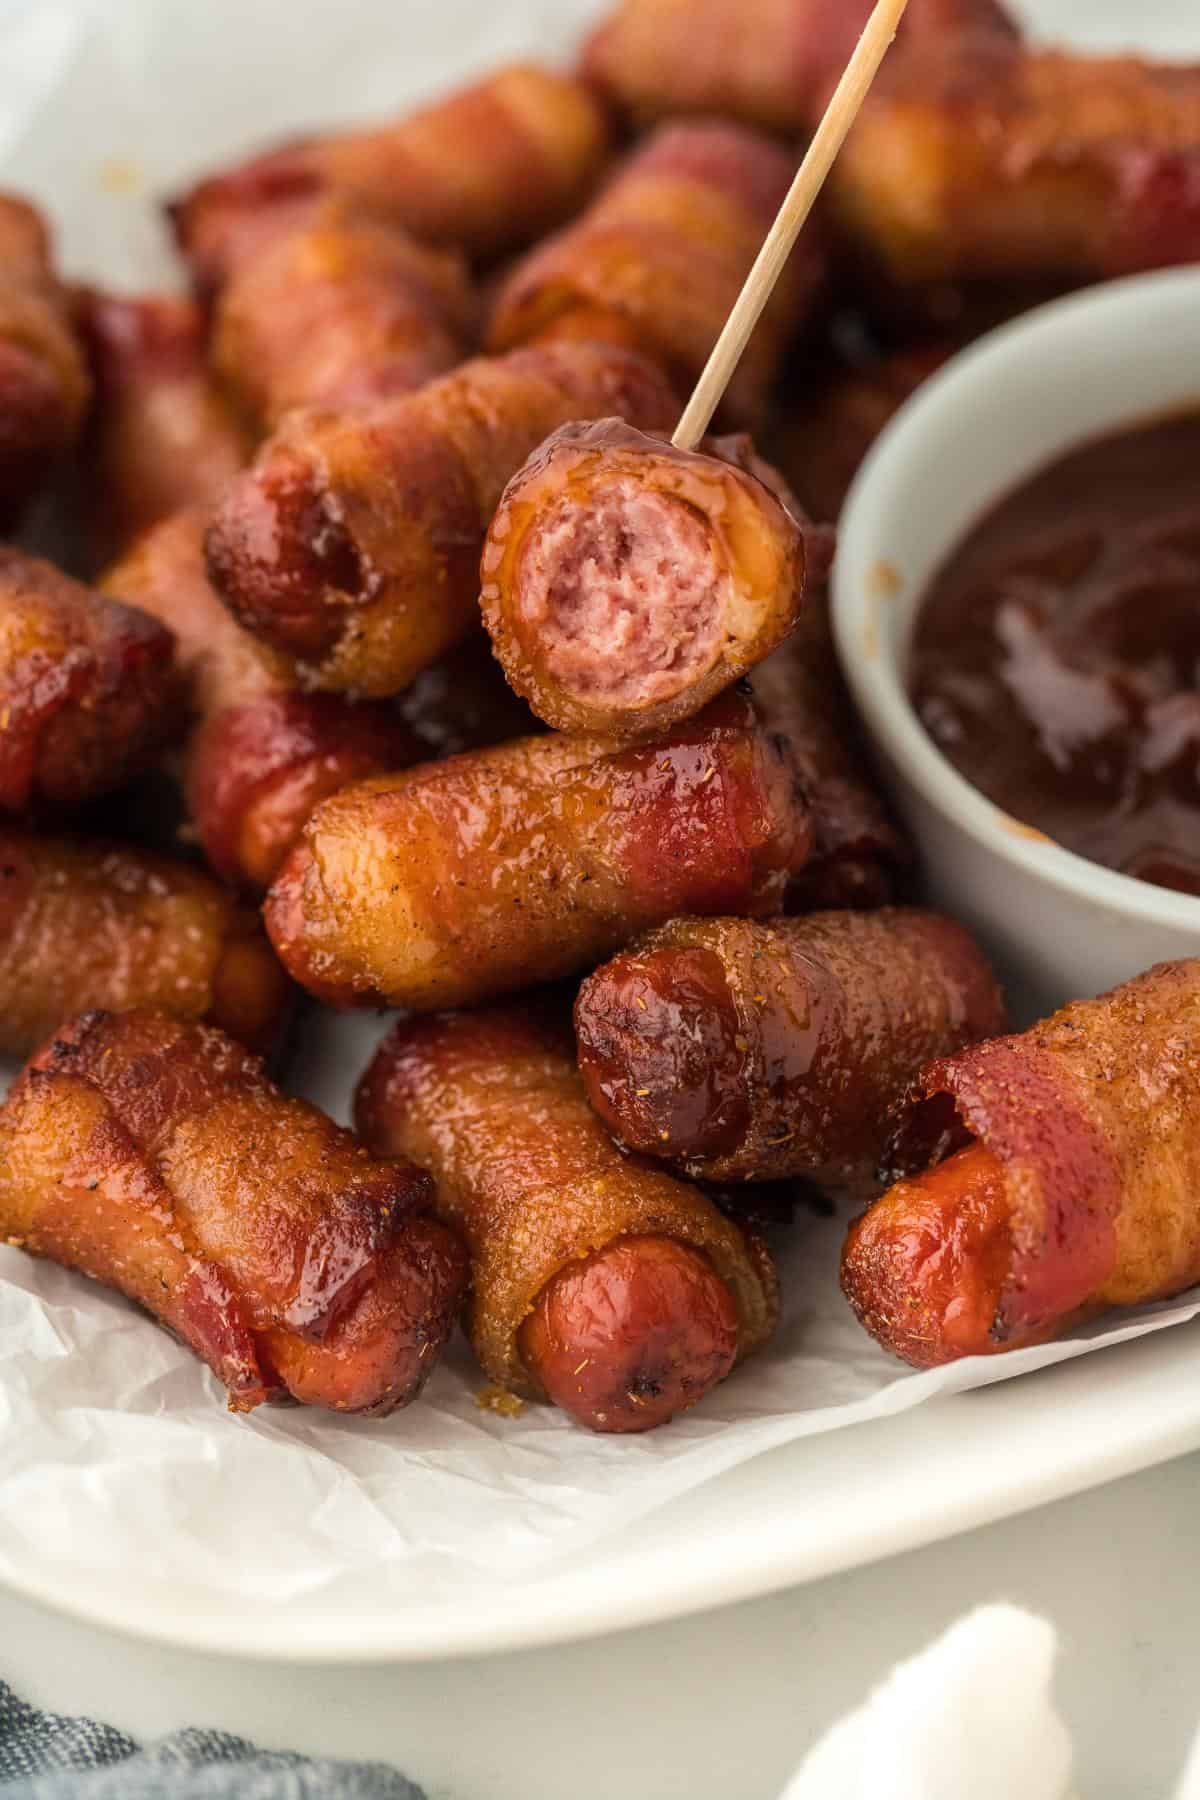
[5, 1321, 1200, 1663]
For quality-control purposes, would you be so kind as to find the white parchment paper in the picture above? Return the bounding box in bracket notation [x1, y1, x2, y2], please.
[1, 0, 1198, 1630]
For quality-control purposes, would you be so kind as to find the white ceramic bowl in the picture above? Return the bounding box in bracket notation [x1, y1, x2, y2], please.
[832, 268, 1200, 1022]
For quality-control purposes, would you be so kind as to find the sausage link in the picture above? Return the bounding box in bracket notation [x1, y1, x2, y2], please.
[211, 205, 476, 432]
[0, 1011, 466, 1414]
[104, 509, 420, 888]
[265, 689, 813, 1011]
[0, 548, 180, 815]
[841, 1141, 1026, 1367]
[487, 120, 825, 430]
[170, 64, 610, 293]
[575, 910, 1005, 1191]
[355, 1006, 777, 1431]
[481, 419, 825, 740]
[79, 290, 249, 561]
[0, 829, 291, 1057]
[205, 341, 677, 696]
[0, 194, 90, 525]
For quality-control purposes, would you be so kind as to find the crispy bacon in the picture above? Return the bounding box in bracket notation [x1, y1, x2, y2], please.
[0, 1011, 467, 1414]
[265, 690, 813, 1011]
[0, 194, 90, 525]
[170, 65, 610, 293]
[843, 960, 1200, 1366]
[487, 121, 826, 430]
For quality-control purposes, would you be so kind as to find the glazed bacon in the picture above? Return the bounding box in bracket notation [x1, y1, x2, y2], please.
[211, 205, 476, 432]
[356, 1005, 779, 1432]
[575, 910, 1004, 1191]
[842, 960, 1200, 1367]
[749, 600, 911, 910]
[768, 343, 950, 526]
[170, 64, 610, 294]
[0, 1010, 467, 1414]
[582, 0, 1019, 137]
[80, 291, 249, 561]
[828, 38, 1200, 292]
[481, 420, 828, 740]
[104, 510, 420, 888]
[0, 194, 90, 526]
[0, 830, 290, 1057]
[487, 121, 826, 430]
[205, 341, 677, 697]
[264, 689, 813, 1012]
[0, 548, 179, 816]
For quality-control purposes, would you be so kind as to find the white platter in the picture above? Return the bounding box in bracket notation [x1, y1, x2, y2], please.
[2, 0, 1199, 1669]
[5, 1319, 1200, 1663]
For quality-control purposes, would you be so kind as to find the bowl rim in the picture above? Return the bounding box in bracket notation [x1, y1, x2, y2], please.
[830, 266, 1200, 935]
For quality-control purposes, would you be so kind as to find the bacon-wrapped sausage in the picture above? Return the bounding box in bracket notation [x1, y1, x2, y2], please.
[104, 510, 420, 888]
[0, 830, 289, 1058]
[356, 1006, 778, 1432]
[842, 960, 1200, 1367]
[829, 39, 1200, 294]
[480, 420, 828, 740]
[0, 548, 179, 815]
[0, 194, 90, 525]
[768, 343, 949, 526]
[205, 341, 677, 697]
[211, 206, 476, 433]
[582, 0, 1019, 137]
[0, 1010, 466, 1414]
[750, 601, 910, 910]
[487, 121, 826, 430]
[576, 910, 1004, 1192]
[170, 65, 610, 295]
[265, 689, 813, 1012]
[79, 291, 249, 562]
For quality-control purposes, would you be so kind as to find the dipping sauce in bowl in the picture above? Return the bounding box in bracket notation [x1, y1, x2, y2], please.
[911, 410, 1200, 896]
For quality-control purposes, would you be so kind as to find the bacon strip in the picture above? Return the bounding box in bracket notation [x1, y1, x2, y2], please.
[843, 960, 1200, 1366]
[582, 0, 1019, 136]
[750, 597, 911, 911]
[0, 1011, 466, 1414]
[487, 121, 826, 430]
[265, 689, 813, 1012]
[211, 205, 476, 432]
[170, 65, 610, 294]
[0, 829, 290, 1057]
[0, 194, 90, 525]
[104, 510, 420, 888]
[0, 548, 180, 816]
[79, 291, 249, 562]
[205, 341, 677, 697]
[829, 39, 1200, 291]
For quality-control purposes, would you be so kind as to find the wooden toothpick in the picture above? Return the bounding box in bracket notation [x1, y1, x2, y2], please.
[672, 0, 910, 452]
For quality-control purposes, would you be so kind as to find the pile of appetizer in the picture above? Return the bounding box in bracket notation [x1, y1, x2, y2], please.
[1, 0, 1198, 1437]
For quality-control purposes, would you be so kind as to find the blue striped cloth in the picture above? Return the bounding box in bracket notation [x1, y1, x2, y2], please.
[0, 1682, 426, 1798]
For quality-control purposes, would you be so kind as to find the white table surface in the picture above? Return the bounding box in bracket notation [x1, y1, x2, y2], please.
[4, 1447, 1197, 1800]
